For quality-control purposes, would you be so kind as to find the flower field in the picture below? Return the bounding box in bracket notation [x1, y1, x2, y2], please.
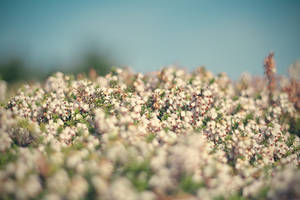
[0, 64, 299, 200]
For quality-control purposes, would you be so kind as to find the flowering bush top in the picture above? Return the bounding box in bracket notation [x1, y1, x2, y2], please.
[0, 66, 299, 200]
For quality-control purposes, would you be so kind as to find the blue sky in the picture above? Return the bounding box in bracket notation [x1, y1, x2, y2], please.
[0, 0, 300, 79]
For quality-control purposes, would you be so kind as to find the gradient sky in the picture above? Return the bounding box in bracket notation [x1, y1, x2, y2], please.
[1, 0, 300, 79]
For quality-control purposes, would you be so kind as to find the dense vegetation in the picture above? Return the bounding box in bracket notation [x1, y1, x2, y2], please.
[0, 55, 299, 199]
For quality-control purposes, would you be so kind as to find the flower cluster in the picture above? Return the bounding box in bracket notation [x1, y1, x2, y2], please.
[0, 66, 299, 200]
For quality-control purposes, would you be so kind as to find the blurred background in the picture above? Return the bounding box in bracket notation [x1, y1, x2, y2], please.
[0, 0, 300, 83]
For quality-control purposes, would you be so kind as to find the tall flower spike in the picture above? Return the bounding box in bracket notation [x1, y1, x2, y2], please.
[264, 52, 276, 100]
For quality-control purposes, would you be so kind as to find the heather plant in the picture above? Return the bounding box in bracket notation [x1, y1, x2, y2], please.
[0, 63, 299, 200]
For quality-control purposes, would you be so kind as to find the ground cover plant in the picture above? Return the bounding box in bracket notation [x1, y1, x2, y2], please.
[0, 54, 299, 200]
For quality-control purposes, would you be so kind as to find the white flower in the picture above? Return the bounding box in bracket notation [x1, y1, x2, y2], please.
[108, 178, 137, 200]
[24, 174, 42, 198]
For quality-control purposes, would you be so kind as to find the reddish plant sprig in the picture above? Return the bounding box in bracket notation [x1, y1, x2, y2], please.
[284, 78, 300, 110]
[264, 52, 276, 101]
